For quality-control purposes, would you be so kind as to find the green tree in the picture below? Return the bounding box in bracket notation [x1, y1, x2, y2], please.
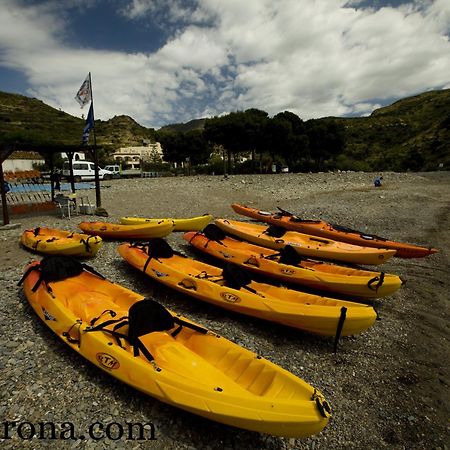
[306, 119, 345, 170]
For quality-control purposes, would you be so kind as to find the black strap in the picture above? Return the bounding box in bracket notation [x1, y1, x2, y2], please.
[17, 265, 39, 286]
[333, 307, 347, 353]
[188, 231, 202, 244]
[133, 337, 155, 361]
[85, 315, 128, 332]
[31, 274, 45, 292]
[173, 316, 208, 334]
[367, 272, 385, 291]
[111, 320, 129, 348]
[171, 325, 183, 338]
[80, 235, 97, 253]
[32, 239, 41, 251]
[89, 309, 117, 326]
[63, 320, 83, 347]
[143, 255, 153, 274]
[81, 263, 106, 280]
[85, 316, 129, 349]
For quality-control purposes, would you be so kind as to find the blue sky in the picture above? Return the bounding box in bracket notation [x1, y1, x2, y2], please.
[1, 0, 449, 128]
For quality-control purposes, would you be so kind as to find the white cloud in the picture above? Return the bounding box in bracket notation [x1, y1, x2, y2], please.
[0, 0, 449, 127]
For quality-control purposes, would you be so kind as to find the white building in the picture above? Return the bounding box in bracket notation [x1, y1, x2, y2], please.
[3, 151, 45, 172]
[112, 142, 164, 169]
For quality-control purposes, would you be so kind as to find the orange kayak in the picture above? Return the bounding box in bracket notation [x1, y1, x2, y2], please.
[78, 220, 173, 239]
[20, 257, 330, 437]
[215, 219, 396, 265]
[184, 228, 404, 298]
[21, 227, 102, 257]
[118, 241, 377, 337]
[231, 204, 438, 258]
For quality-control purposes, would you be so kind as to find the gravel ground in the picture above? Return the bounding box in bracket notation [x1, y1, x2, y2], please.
[1, 171, 449, 449]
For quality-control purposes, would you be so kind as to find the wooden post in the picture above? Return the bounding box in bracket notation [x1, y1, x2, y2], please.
[0, 160, 10, 225]
[68, 151, 75, 193]
[49, 152, 55, 201]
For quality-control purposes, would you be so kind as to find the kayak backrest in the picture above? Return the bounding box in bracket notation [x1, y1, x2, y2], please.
[147, 238, 174, 259]
[264, 225, 286, 238]
[203, 224, 226, 242]
[18, 255, 105, 293]
[278, 245, 303, 266]
[222, 262, 252, 290]
[128, 299, 175, 342]
[39, 255, 84, 282]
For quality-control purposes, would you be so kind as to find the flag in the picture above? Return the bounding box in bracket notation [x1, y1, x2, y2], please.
[82, 103, 94, 145]
[75, 73, 91, 108]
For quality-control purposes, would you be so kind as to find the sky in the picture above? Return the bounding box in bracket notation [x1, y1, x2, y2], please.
[1, 0, 450, 129]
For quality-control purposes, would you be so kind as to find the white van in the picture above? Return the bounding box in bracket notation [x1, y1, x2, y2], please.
[62, 161, 113, 182]
[104, 165, 121, 178]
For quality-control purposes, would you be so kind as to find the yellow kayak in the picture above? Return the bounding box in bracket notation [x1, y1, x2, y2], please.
[118, 241, 377, 337]
[20, 257, 330, 437]
[21, 227, 102, 257]
[215, 219, 396, 265]
[184, 227, 404, 298]
[120, 214, 213, 231]
[78, 220, 173, 239]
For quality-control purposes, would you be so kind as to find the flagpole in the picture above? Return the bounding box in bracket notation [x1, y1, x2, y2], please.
[88, 72, 101, 208]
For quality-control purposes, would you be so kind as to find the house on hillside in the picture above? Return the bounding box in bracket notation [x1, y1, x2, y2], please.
[2, 151, 45, 172]
[112, 141, 164, 170]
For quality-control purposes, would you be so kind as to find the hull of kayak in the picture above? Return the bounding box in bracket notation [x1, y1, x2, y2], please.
[21, 227, 102, 257]
[118, 242, 377, 337]
[232, 204, 437, 258]
[21, 260, 330, 437]
[215, 219, 396, 265]
[120, 214, 213, 231]
[184, 231, 403, 298]
[78, 220, 173, 239]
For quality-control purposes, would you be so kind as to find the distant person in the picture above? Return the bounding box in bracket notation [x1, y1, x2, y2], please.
[51, 172, 61, 191]
[55, 173, 61, 191]
[374, 175, 383, 187]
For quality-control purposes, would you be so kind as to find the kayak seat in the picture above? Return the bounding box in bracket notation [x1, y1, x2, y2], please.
[18, 255, 105, 295]
[203, 224, 226, 242]
[264, 225, 286, 238]
[278, 245, 303, 266]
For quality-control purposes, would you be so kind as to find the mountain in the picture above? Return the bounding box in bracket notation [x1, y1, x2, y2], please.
[0, 92, 157, 152]
[159, 118, 206, 133]
[336, 89, 450, 170]
[1, 89, 449, 170]
[0, 92, 82, 149]
[95, 114, 157, 149]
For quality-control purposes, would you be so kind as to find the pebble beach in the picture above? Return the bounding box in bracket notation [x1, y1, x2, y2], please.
[1, 171, 449, 449]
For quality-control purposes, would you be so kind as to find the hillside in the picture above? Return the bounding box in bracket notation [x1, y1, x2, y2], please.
[0, 92, 82, 148]
[159, 118, 206, 133]
[1, 89, 449, 170]
[0, 92, 157, 153]
[337, 89, 450, 170]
